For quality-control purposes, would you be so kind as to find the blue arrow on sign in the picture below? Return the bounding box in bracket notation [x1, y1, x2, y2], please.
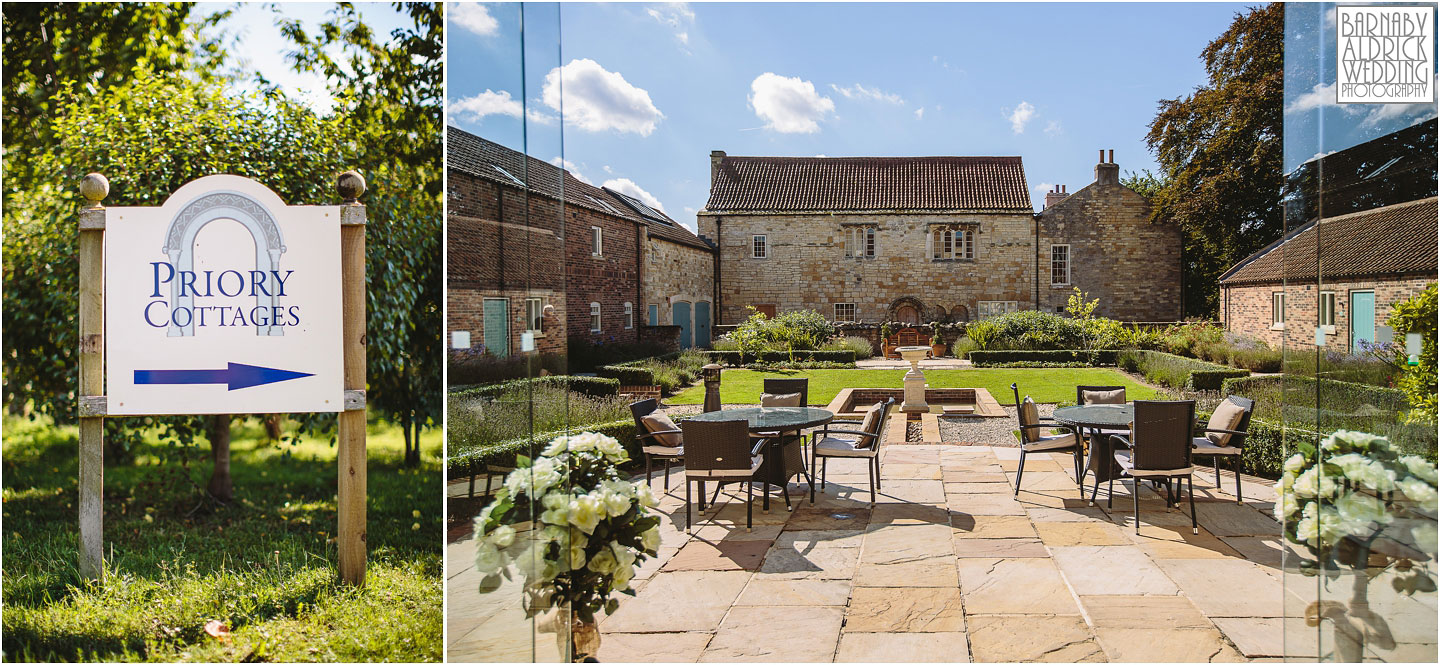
[134, 362, 314, 391]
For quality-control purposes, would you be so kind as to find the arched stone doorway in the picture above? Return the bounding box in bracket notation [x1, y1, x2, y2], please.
[887, 297, 926, 325]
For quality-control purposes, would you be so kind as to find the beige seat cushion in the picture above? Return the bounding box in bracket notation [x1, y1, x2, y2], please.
[815, 435, 875, 457]
[1023, 432, 1077, 453]
[858, 402, 885, 445]
[640, 412, 683, 447]
[1019, 397, 1041, 442]
[1082, 389, 1126, 405]
[1206, 400, 1247, 446]
[1192, 437, 1242, 455]
[761, 392, 803, 407]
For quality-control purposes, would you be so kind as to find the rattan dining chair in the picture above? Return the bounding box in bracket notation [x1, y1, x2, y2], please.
[810, 397, 894, 506]
[1103, 400, 1200, 534]
[1191, 395, 1255, 503]
[680, 419, 769, 532]
[754, 378, 810, 439]
[1010, 383, 1084, 496]
[631, 399, 684, 492]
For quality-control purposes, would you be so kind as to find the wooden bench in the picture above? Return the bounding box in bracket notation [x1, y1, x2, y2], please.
[885, 328, 928, 358]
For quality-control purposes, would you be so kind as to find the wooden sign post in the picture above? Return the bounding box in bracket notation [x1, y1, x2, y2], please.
[76, 171, 369, 585]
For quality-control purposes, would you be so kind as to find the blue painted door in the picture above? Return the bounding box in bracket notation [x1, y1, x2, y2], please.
[674, 301, 692, 349]
[695, 301, 712, 348]
[1351, 291, 1375, 355]
[648, 304, 659, 326]
[483, 298, 510, 357]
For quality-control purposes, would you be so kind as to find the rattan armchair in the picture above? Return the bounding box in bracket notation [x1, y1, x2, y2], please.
[1102, 400, 1199, 534]
[680, 419, 769, 532]
[1191, 395, 1255, 503]
[631, 398, 684, 492]
[1010, 383, 1084, 496]
[810, 397, 894, 506]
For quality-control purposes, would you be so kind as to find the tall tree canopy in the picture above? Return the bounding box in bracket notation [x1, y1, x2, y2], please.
[1144, 3, 1284, 318]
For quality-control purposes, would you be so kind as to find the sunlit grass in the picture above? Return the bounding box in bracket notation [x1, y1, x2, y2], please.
[667, 368, 1161, 405]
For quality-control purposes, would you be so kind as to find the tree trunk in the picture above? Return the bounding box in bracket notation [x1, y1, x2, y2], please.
[207, 414, 233, 503]
[264, 414, 284, 441]
[403, 412, 419, 467]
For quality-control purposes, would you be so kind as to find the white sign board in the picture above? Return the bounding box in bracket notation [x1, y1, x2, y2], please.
[105, 175, 344, 415]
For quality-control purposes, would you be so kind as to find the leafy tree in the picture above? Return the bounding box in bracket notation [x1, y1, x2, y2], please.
[1143, 3, 1284, 318]
[274, 2, 444, 465]
[1120, 169, 1167, 199]
[1386, 284, 1438, 425]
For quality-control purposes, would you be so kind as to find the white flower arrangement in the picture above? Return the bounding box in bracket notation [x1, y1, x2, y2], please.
[1278, 430, 1437, 568]
[474, 431, 662, 625]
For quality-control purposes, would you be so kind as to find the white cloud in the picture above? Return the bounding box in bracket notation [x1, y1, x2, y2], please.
[829, 83, 905, 105]
[602, 177, 666, 213]
[450, 89, 520, 122]
[542, 59, 664, 135]
[1044, 120, 1062, 137]
[914, 108, 924, 120]
[452, 3, 499, 37]
[1287, 75, 1439, 128]
[814, 154, 828, 158]
[1286, 81, 1341, 115]
[1006, 101, 1036, 134]
[646, 3, 695, 46]
[749, 73, 835, 134]
[602, 165, 614, 174]
[1033, 182, 1056, 194]
[549, 157, 591, 184]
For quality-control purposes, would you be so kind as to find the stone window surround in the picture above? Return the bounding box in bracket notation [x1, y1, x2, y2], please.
[928, 223, 977, 261]
[752, 234, 768, 259]
[590, 301, 602, 332]
[834, 302, 857, 321]
[842, 224, 877, 259]
[1051, 244, 1071, 286]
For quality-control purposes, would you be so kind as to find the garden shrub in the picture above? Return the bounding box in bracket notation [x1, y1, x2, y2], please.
[448, 350, 568, 387]
[447, 384, 632, 469]
[1281, 352, 1400, 388]
[969, 350, 1119, 366]
[717, 307, 838, 355]
[448, 418, 639, 475]
[1159, 321, 1226, 357]
[704, 350, 856, 366]
[747, 361, 856, 371]
[823, 335, 875, 360]
[1222, 374, 1435, 459]
[598, 350, 710, 394]
[1387, 283, 1438, 424]
[1117, 350, 1249, 390]
[452, 375, 620, 400]
[966, 310, 1084, 350]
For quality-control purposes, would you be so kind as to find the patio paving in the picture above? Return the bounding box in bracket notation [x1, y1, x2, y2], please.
[447, 444, 1434, 662]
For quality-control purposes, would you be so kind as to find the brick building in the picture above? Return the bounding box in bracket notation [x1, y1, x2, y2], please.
[696, 149, 1180, 325]
[1218, 197, 1437, 353]
[447, 127, 715, 358]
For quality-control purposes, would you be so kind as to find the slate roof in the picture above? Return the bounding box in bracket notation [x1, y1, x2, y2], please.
[447, 126, 711, 250]
[1219, 197, 1438, 286]
[704, 155, 1033, 213]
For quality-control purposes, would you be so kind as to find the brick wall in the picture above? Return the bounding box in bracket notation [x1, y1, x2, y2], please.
[1221, 276, 1435, 350]
[564, 205, 641, 346]
[700, 211, 1036, 325]
[1035, 179, 1182, 321]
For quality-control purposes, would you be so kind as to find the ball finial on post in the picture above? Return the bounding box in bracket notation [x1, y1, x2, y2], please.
[337, 170, 367, 204]
[80, 173, 110, 208]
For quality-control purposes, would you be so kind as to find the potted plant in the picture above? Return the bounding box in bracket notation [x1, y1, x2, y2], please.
[929, 322, 946, 358]
[880, 322, 894, 358]
[474, 432, 662, 662]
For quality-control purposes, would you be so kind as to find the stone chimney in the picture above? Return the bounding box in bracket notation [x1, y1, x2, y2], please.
[1095, 149, 1119, 186]
[1044, 184, 1069, 209]
[710, 150, 726, 186]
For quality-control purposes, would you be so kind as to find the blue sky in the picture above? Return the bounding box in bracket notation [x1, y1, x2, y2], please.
[448, 1, 1256, 231]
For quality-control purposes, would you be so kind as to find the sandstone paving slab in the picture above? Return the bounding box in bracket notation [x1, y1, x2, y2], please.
[786, 506, 873, 530]
[869, 502, 956, 526]
[449, 610, 565, 663]
[777, 529, 866, 549]
[944, 481, 1015, 494]
[881, 463, 942, 480]
[952, 514, 1037, 539]
[689, 523, 784, 542]
[875, 479, 948, 504]
[853, 560, 960, 588]
[633, 546, 679, 582]
[944, 471, 1010, 484]
[1079, 595, 1211, 629]
[1012, 471, 1084, 492]
[1156, 558, 1284, 618]
[957, 558, 1078, 615]
[600, 571, 752, 633]
[1194, 501, 1281, 537]
[1051, 545, 1179, 596]
[734, 578, 852, 606]
[861, 523, 957, 565]
[953, 538, 1049, 558]
[706, 500, 794, 526]
[1014, 489, 1091, 510]
[1093, 627, 1245, 662]
[758, 543, 861, 580]
[844, 587, 966, 632]
[1218, 536, 1285, 570]
[698, 605, 844, 662]
[1026, 506, 1113, 523]
[883, 447, 942, 464]
[948, 492, 1027, 516]
[662, 539, 772, 572]
[1134, 529, 1245, 560]
[1211, 617, 1285, 658]
[966, 614, 1105, 662]
[1034, 521, 1127, 547]
[835, 631, 971, 662]
[1107, 502, 1204, 530]
[1006, 459, 1067, 474]
[991, 447, 1022, 460]
[941, 463, 1005, 476]
[595, 632, 712, 663]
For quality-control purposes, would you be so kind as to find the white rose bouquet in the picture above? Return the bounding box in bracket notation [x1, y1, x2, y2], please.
[474, 431, 662, 629]
[1277, 430, 1436, 593]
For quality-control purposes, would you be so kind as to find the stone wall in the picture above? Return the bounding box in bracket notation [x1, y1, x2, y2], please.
[643, 233, 716, 336]
[1220, 276, 1436, 350]
[699, 211, 1036, 325]
[1034, 175, 1182, 321]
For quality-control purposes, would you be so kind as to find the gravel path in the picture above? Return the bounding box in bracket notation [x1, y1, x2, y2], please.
[937, 404, 1053, 447]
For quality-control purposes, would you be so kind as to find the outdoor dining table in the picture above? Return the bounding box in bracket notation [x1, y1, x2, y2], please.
[1052, 403, 1132, 484]
[688, 406, 834, 501]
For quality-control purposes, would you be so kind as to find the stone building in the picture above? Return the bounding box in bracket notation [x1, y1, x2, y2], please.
[696, 149, 1180, 325]
[447, 126, 715, 357]
[1218, 197, 1437, 353]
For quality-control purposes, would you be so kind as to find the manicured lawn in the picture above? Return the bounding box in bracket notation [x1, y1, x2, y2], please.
[668, 367, 1161, 406]
[1, 414, 442, 662]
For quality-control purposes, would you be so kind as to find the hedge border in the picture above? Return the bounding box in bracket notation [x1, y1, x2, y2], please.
[596, 352, 685, 386]
[450, 375, 620, 400]
[1117, 350, 1250, 390]
[704, 350, 855, 366]
[447, 418, 640, 475]
[969, 349, 1119, 367]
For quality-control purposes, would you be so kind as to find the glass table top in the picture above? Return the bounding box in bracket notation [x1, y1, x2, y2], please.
[1052, 404, 1134, 428]
[687, 407, 835, 430]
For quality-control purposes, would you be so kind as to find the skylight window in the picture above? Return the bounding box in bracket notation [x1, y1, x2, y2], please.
[1364, 156, 1403, 180]
[492, 165, 525, 186]
[586, 195, 620, 215]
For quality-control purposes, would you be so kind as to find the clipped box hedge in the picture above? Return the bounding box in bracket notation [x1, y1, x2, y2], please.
[704, 350, 856, 366]
[969, 349, 1119, 367]
[447, 418, 639, 476]
[1117, 350, 1249, 391]
[451, 375, 620, 400]
[596, 352, 684, 386]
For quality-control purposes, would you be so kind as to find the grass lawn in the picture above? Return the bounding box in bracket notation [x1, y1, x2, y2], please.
[668, 367, 1161, 406]
[1, 413, 442, 662]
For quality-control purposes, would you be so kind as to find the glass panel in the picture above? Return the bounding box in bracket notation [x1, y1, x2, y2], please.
[1283, 3, 1437, 661]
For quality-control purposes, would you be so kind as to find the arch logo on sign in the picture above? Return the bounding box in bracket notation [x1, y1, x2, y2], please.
[105, 175, 344, 415]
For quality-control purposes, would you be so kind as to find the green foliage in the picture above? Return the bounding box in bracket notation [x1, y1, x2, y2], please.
[447, 419, 638, 475]
[667, 368, 1161, 406]
[597, 350, 710, 395]
[446, 351, 568, 387]
[452, 375, 620, 401]
[1223, 375, 1436, 460]
[823, 335, 876, 360]
[447, 386, 632, 467]
[0, 414, 442, 661]
[966, 310, 1084, 351]
[1144, 4, 1284, 317]
[719, 308, 838, 356]
[950, 336, 979, 359]
[704, 350, 856, 366]
[1117, 350, 1250, 390]
[1120, 169, 1168, 199]
[1387, 283, 1438, 424]
[969, 350, 1120, 367]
